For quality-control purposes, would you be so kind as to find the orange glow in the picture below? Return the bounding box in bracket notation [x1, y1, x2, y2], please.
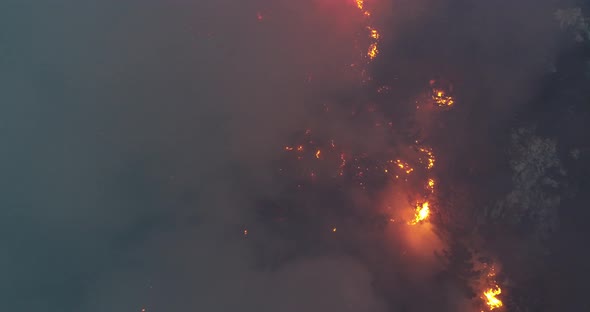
[426, 178, 435, 193]
[483, 286, 503, 310]
[368, 27, 380, 39]
[338, 153, 346, 176]
[367, 42, 379, 59]
[418, 147, 436, 170]
[315, 149, 321, 159]
[356, 0, 364, 10]
[285, 146, 294, 151]
[394, 159, 414, 174]
[410, 202, 430, 225]
[431, 88, 455, 107]
[297, 145, 304, 152]
[332, 227, 337, 232]
[243, 229, 248, 236]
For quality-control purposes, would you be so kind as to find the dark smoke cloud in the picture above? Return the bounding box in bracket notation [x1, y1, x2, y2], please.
[0, 0, 573, 311]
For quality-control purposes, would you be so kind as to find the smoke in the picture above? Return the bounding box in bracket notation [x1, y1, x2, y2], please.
[0, 0, 572, 311]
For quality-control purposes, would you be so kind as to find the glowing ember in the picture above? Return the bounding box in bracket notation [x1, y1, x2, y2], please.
[367, 42, 379, 59]
[427, 178, 435, 192]
[431, 88, 455, 107]
[394, 159, 414, 174]
[243, 229, 248, 236]
[368, 27, 380, 39]
[356, 0, 364, 10]
[315, 149, 321, 159]
[338, 153, 346, 176]
[285, 146, 294, 151]
[483, 286, 503, 310]
[410, 202, 430, 224]
[297, 145, 304, 152]
[332, 227, 337, 232]
[418, 147, 436, 170]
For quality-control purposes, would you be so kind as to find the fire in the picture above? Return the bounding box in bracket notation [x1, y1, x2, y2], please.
[427, 178, 435, 192]
[483, 286, 503, 310]
[431, 88, 455, 107]
[267, 1, 511, 310]
[410, 202, 430, 224]
[394, 159, 414, 174]
[356, 0, 364, 10]
[418, 147, 435, 170]
[367, 42, 379, 59]
[368, 27, 380, 39]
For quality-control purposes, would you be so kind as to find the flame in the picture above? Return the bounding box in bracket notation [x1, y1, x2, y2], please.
[297, 145, 304, 152]
[427, 178, 435, 192]
[356, 0, 364, 10]
[285, 146, 294, 151]
[332, 227, 337, 232]
[483, 286, 503, 310]
[367, 42, 379, 59]
[431, 88, 455, 107]
[394, 159, 414, 174]
[410, 202, 430, 224]
[368, 27, 380, 39]
[315, 149, 321, 159]
[418, 147, 436, 170]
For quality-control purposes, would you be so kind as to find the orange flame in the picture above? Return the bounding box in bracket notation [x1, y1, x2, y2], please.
[315, 149, 321, 159]
[427, 178, 435, 192]
[410, 202, 430, 225]
[368, 27, 380, 39]
[418, 147, 435, 170]
[431, 88, 455, 107]
[367, 42, 379, 59]
[356, 0, 364, 10]
[483, 286, 503, 310]
[394, 159, 414, 174]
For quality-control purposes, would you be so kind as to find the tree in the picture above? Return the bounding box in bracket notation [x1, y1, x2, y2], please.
[486, 127, 565, 239]
[555, 8, 590, 42]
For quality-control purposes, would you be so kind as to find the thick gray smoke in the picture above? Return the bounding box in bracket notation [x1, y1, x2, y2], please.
[0, 0, 571, 311]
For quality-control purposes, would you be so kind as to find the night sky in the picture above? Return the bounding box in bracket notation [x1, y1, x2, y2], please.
[3, 1, 590, 311]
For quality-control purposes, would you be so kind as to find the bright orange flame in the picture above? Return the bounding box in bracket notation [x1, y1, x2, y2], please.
[368, 27, 380, 39]
[356, 0, 364, 10]
[315, 149, 321, 159]
[483, 286, 503, 310]
[367, 42, 379, 59]
[427, 178, 435, 192]
[418, 147, 435, 170]
[431, 88, 455, 107]
[410, 202, 430, 224]
[394, 160, 414, 174]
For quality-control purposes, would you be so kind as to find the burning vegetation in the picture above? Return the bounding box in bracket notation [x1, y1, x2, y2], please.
[255, 0, 507, 310]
